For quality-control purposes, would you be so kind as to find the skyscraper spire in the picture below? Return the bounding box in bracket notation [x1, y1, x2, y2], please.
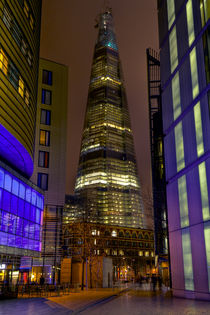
[74, 10, 146, 229]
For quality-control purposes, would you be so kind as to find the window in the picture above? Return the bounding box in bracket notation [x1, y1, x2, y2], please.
[29, 14, 34, 30]
[42, 89, 52, 105]
[39, 130, 50, 146]
[182, 229, 194, 291]
[38, 151, 49, 168]
[25, 89, 30, 106]
[175, 122, 185, 172]
[40, 109, 51, 125]
[111, 230, 117, 237]
[24, 0, 29, 18]
[2, 6, 11, 30]
[198, 162, 210, 221]
[0, 48, 8, 75]
[37, 173, 48, 190]
[178, 175, 189, 227]
[18, 76, 24, 97]
[0, 47, 30, 105]
[3, 4, 33, 66]
[9, 62, 19, 90]
[42, 70, 52, 85]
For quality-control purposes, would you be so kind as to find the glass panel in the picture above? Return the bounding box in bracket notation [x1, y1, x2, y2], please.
[167, 0, 175, 29]
[186, 0, 195, 46]
[175, 122, 185, 171]
[172, 72, 181, 120]
[204, 222, 210, 291]
[198, 162, 210, 220]
[190, 48, 199, 99]
[182, 229, 194, 291]
[178, 175, 189, 227]
[5, 174, 12, 191]
[169, 26, 178, 72]
[12, 179, 19, 196]
[194, 102, 204, 157]
[0, 169, 5, 188]
[19, 183, 25, 199]
[0, 48, 8, 75]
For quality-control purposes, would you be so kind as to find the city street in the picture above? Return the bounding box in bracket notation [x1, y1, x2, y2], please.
[1, 286, 210, 315]
[81, 289, 210, 315]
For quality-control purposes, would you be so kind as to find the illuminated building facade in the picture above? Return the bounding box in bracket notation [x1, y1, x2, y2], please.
[62, 219, 155, 282]
[158, 0, 210, 299]
[31, 58, 68, 283]
[0, 0, 43, 287]
[74, 9, 145, 228]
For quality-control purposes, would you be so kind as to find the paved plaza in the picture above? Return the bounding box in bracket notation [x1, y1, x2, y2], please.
[0, 287, 210, 315]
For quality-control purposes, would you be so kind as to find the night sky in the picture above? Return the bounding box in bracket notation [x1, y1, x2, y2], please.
[40, 0, 159, 199]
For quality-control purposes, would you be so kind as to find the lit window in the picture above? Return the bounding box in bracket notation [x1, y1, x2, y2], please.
[194, 102, 204, 157]
[145, 251, 149, 257]
[91, 230, 97, 235]
[186, 0, 195, 46]
[24, 0, 29, 18]
[38, 151, 49, 168]
[39, 130, 50, 146]
[42, 89, 52, 105]
[169, 26, 178, 72]
[111, 230, 117, 237]
[25, 89, 30, 106]
[18, 76, 24, 97]
[200, 0, 210, 27]
[190, 48, 199, 99]
[42, 70, 52, 85]
[198, 162, 210, 221]
[175, 122, 185, 172]
[178, 175, 189, 228]
[0, 48, 8, 75]
[40, 109, 51, 125]
[167, 0, 175, 29]
[29, 14, 34, 30]
[37, 173, 48, 191]
[182, 229, 194, 291]
[172, 72, 181, 120]
[204, 222, 210, 291]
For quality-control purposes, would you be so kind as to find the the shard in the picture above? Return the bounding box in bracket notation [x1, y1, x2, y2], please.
[74, 9, 146, 229]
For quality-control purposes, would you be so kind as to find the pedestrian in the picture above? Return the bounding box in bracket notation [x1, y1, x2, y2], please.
[40, 275, 45, 286]
[151, 274, 157, 291]
[157, 275, 162, 291]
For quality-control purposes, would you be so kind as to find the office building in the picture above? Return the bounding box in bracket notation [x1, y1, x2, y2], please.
[73, 9, 146, 229]
[31, 58, 68, 283]
[158, 0, 210, 299]
[0, 0, 43, 286]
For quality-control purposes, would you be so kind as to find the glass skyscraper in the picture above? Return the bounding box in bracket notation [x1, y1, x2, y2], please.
[74, 9, 145, 229]
[158, 0, 210, 300]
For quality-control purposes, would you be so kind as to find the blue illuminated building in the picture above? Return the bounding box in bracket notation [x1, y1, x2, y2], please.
[0, 162, 44, 255]
[158, 0, 210, 300]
